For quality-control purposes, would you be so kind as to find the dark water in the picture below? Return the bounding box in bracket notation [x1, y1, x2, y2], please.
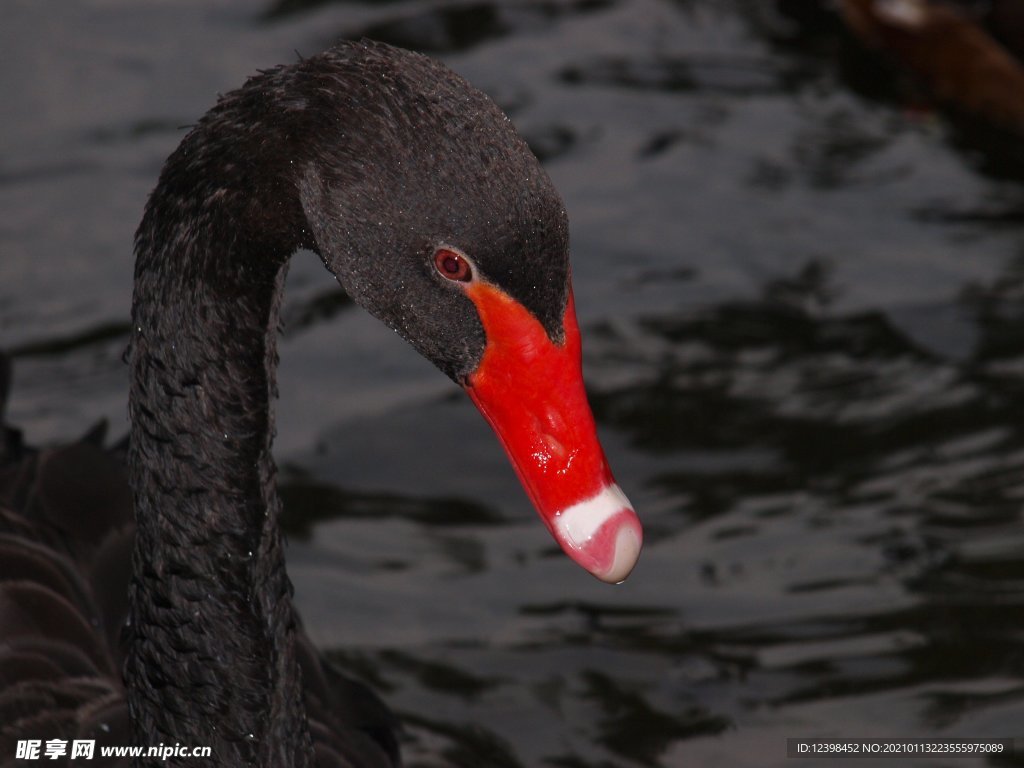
[3, 0, 1024, 765]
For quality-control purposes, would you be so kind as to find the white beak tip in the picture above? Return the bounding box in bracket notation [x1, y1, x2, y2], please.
[553, 484, 643, 583]
[599, 523, 642, 584]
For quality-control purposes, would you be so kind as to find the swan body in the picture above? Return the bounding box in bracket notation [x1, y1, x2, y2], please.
[0, 41, 641, 767]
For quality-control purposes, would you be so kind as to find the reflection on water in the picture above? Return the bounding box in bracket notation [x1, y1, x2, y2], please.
[2, 0, 1024, 765]
[294, 266, 1024, 764]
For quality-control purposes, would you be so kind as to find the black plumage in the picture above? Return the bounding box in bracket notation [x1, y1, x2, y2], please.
[1, 40, 571, 768]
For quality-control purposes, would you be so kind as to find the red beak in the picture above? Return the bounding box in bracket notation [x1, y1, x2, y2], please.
[462, 281, 642, 583]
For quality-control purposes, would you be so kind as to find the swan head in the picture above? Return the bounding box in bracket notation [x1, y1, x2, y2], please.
[296, 42, 642, 583]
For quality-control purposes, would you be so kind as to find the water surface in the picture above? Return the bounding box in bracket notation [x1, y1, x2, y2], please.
[2, 1, 1023, 765]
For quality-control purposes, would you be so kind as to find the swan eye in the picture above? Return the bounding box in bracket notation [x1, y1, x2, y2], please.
[434, 248, 472, 282]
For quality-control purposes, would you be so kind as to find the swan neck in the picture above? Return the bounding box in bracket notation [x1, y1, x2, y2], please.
[125, 123, 311, 767]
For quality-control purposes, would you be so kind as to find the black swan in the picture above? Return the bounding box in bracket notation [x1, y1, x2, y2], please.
[0, 41, 641, 767]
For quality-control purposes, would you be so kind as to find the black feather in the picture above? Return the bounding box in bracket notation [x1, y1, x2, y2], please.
[2, 38, 569, 768]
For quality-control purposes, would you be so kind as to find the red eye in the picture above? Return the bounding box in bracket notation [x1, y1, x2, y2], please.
[434, 248, 472, 282]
